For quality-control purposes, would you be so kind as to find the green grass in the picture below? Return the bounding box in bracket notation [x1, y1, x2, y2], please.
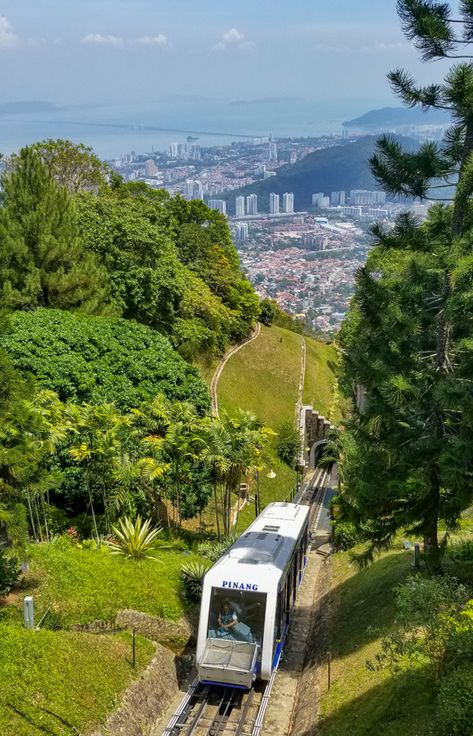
[0, 624, 154, 736]
[303, 338, 339, 418]
[10, 540, 201, 626]
[319, 549, 436, 736]
[218, 324, 302, 427]
[218, 325, 301, 527]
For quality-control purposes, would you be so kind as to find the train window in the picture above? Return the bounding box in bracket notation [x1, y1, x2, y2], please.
[207, 587, 267, 647]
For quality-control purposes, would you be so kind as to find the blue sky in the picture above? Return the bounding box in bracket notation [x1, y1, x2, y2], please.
[0, 0, 449, 111]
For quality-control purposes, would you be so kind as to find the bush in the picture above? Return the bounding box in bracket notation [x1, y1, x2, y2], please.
[0, 550, 21, 597]
[436, 666, 473, 736]
[275, 420, 300, 467]
[450, 539, 473, 561]
[1, 308, 210, 413]
[331, 520, 359, 551]
[197, 536, 236, 562]
[181, 561, 211, 603]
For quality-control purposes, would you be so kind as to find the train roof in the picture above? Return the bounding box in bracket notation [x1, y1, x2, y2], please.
[203, 503, 309, 591]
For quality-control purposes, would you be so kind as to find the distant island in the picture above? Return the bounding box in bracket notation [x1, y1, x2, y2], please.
[0, 101, 61, 116]
[344, 106, 450, 131]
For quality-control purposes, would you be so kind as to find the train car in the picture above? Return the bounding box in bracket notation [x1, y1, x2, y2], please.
[196, 501, 310, 689]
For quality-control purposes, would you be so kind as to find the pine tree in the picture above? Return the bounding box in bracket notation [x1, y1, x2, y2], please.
[339, 1, 473, 571]
[0, 146, 114, 313]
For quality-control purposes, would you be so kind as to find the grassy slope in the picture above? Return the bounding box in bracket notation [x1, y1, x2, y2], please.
[19, 541, 200, 624]
[0, 626, 154, 736]
[319, 550, 436, 736]
[217, 325, 338, 531]
[218, 325, 300, 531]
[303, 338, 338, 418]
[0, 541, 201, 736]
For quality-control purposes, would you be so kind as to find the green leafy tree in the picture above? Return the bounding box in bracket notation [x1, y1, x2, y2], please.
[0, 146, 113, 313]
[27, 139, 108, 193]
[339, 0, 473, 570]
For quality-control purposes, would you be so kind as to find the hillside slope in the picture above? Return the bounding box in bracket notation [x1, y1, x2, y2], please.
[217, 325, 338, 529]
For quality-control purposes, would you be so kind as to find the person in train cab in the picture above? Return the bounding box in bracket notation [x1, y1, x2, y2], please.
[218, 599, 238, 635]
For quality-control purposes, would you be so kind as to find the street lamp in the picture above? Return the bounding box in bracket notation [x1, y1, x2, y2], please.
[254, 469, 276, 517]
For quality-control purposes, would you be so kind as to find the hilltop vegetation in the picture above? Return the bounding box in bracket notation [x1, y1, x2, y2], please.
[222, 137, 380, 213]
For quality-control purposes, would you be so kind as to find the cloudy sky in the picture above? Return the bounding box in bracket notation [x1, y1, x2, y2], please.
[0, 0, 450, 109]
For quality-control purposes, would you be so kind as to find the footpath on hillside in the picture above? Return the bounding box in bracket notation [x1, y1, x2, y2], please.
[210, 321, 261, 417]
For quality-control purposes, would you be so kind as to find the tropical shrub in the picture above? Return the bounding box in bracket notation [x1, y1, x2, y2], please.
[181, 561, 211, 602]
[275, 420, 300, 467]
[435, 666, 473, 736]
[106, 516, 162, 560]
[1, 308, 210, 413]
[0, 550, 21, 597]
[197, 536, 236, 562]
[331, 520, 359, 551]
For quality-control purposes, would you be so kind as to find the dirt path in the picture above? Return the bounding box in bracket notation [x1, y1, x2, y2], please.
[210, 321, 261, 418]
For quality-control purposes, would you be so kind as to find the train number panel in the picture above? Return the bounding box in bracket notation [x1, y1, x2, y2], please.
[196, 502, 310, 689]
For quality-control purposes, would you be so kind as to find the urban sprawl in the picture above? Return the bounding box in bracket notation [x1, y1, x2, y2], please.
[110, 136, 431, 334]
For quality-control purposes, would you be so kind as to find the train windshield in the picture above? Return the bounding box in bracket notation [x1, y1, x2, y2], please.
[207, 587, 267, 646]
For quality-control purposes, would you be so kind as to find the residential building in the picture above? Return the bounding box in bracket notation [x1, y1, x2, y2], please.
[235, 222, 249, 241]
[236, 196, 245, 217]
[282, 192, 294, 213]
[330, 190, 346, 207]
[145, 159, 158, 177]
[246, 194, 258, 215]
[312, 192, 324, 206]
[268, 142, 278, 162]
[269, 192, 280, 214]
[208, 199, 227, 215]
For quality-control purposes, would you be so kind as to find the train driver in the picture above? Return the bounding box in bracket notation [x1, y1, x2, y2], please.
[218, 599, 238, 635]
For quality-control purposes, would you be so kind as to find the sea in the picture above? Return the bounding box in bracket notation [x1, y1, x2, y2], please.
[0, 98, 353, 160]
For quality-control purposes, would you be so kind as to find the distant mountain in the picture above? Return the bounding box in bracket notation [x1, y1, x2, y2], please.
[344, 106, 450, 131]
[223, 136, 418, 213]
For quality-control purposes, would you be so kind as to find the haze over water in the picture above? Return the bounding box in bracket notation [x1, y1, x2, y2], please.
[0, 98, 353, 159]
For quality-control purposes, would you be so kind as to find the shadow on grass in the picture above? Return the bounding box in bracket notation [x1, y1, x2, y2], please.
[298, 549, 415, 668]
[301, 667, 436, 736]
[5, 702, 80, 735]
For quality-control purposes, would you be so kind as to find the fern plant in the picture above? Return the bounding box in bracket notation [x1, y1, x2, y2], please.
[105, 515, 162, 560]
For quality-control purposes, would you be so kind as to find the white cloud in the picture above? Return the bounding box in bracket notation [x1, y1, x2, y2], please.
[82, 33, 123, 46]
[0, 16, 19, 49]
[213, 28, 254, 51]
[132, 34, 168, 47]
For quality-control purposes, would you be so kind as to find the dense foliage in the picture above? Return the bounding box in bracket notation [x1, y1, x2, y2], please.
[1, 308, 210, 413]
[370, 575, 473, 736]
[77, 183, 259, 359]
[338, 0, 473, 570]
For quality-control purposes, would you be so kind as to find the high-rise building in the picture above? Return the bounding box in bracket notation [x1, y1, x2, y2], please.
[186, 180, 204, 201]
[318, 196, 331, 209]
[350, 190, 386, 206]
[246, 194, 258, 216]
[145, 159, 158, 177]
[269, 193, 280, 214]
[170, 142, 179, 158]
[235, 222, 249, 241]
[235, 196, 245, 217]
[282, 192, 294, 213]
[290, 151, 297, 165]
[312, 192, 324, 206]
[268, 142, 278, 162]
[193, 181, 204, 201]
[208, 199, 227, 215]
[330, 190, 346, 207]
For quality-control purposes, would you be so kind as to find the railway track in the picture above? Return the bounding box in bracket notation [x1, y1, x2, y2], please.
[162, 468, 331, 736]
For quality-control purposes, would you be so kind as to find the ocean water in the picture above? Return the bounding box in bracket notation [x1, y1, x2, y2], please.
[0, 98, 348, 159]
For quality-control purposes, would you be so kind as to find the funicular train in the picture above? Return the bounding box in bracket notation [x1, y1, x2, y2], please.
[196, 502, 310, 689]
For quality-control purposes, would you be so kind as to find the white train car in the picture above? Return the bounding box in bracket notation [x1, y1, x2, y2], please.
[196, 502, 310, 689]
